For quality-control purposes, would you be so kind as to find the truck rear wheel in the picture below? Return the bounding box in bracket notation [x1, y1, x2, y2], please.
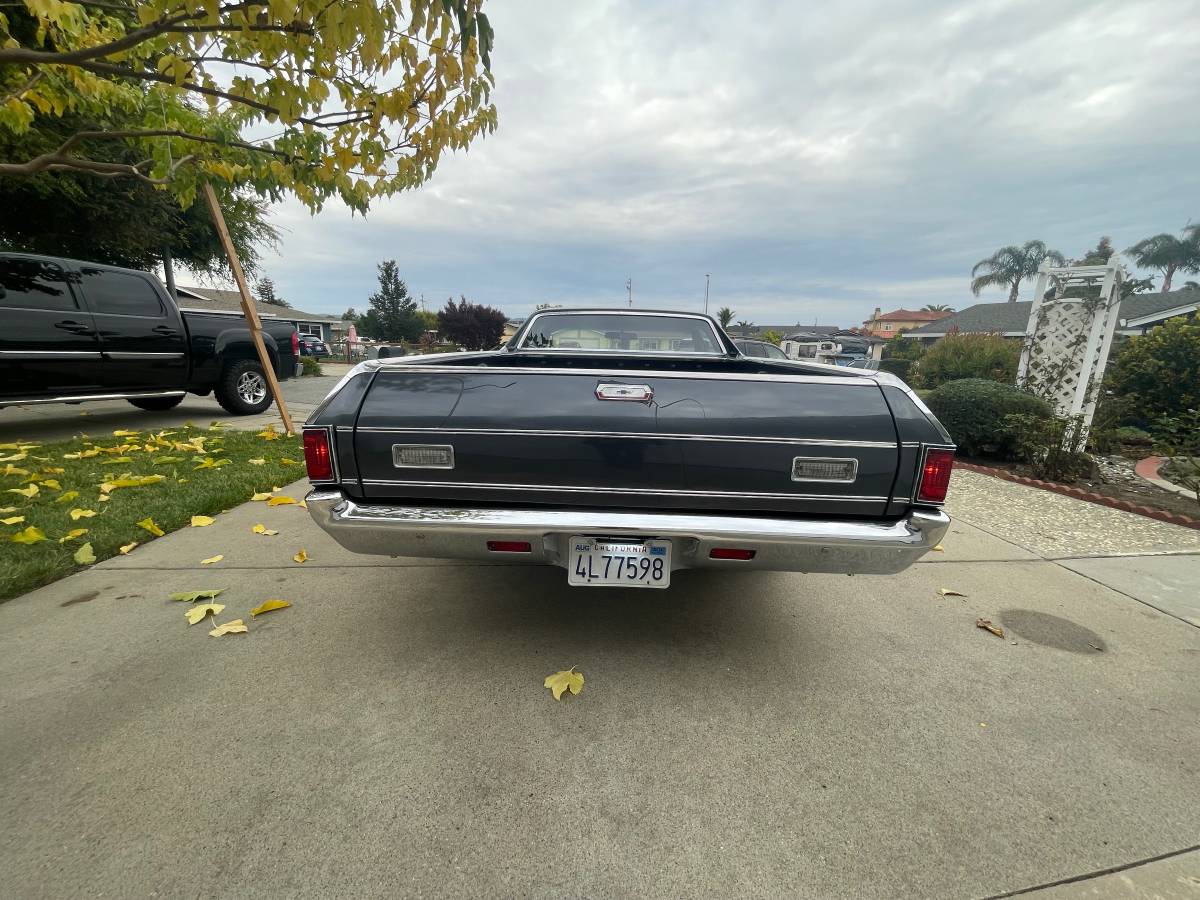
[127, 396, 184, 412]
[215, 360, 273, 415]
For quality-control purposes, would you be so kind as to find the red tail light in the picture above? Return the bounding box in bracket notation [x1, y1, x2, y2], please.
[487, 540, 531, 553]
[291, 330, 299, 357]
[303, 429, 334, 481]
[709, 548, 756, 560]
[917, 448, 954, 503]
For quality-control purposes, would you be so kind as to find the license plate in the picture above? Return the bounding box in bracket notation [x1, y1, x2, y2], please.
[567, 536, 671, 589]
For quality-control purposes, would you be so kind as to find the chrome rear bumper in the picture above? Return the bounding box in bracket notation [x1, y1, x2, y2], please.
[305, 490, 950, 575]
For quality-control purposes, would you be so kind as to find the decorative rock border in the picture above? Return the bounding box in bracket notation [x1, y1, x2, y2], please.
[954, 461, 1200, 530]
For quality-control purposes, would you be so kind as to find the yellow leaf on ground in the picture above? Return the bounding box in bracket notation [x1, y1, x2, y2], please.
[100, 474, 165, 493]
[98, 494, 111, 502]
[136, 517, 164, 537]
[112, 429, 140, 437]
[976, 618, 1005, 638]
[170, 589, 223, 602]
[7, 484, 38, 498]
[73, 542, 96, 565]
[250, 491, 273, 501]
[0, 452, 28, 463]
[937, 588, 966, 598]
[55, 491, 79, 504]
[280, 458, 299, 466]
[69, 508, 97, 520]
[252, 523, 279, 536]
[0, 506, 16, 513]
[190, 515, 215, 527]
[41, 467, 65, 474]
[248, 458, 266, 466]
[119, 541, 138, 554]
[256, 426, 280, 440]
[931, 544, 945, 552]
[267, 495, 296, 507]
[298, 500, 307, 508]
[1, 516, 24, 525]
[2, 465, 30, 477]
[41, 479, 61, 491]
[250, 599, 291, 616]
[152, 456, 183, 464]
[293, 548, 308, 563]
[101, 457, 134, 464]
[59, 528, 88, 543]
[200, 554, 224, 565]
[209, 619, 248, 637]
[9, 526, 47, 544]
[185, 602, 224, 625]
[544, 667, 585, 701]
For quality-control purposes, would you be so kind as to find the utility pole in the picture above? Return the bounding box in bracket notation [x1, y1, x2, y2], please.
[704, 273, 710, 314]
[626, 277, 632, 307]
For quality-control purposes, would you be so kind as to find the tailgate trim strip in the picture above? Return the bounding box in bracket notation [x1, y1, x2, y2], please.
[357, 478, 888, 502]
[347, 426, 896, 449]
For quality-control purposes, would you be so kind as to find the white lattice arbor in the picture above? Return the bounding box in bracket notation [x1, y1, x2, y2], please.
[1016, 261, 1125, 450]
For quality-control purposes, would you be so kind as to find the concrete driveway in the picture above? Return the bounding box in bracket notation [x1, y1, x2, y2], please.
[0, 363, 354, 442]
[1, 471, 1198, 899]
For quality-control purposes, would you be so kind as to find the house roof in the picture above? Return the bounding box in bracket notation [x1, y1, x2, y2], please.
[868, 308, 953, 323]
[176, 286, 341, 324]
[907, 290, 1199, 337]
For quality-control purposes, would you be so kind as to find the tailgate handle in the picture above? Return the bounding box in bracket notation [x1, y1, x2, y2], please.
[595, 382, 653, 402]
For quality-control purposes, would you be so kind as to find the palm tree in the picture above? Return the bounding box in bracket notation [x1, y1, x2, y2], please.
[734, 320, 754, 332]
[971, 240, 1065, 302]
[921, 304, 953, 312]
[716, 307, 735, 329]
[1127, 228, 1200, 292]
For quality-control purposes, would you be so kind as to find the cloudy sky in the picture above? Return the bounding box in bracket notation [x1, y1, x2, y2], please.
[250, 0, 1199, 328]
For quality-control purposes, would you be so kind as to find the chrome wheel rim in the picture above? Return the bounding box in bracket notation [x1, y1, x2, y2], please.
[236, 370, 268, 405]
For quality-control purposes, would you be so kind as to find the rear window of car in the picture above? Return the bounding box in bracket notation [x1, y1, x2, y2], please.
[0, 258, 77, 311]
[519, 313, 723, 353]
[80, 268, 164, 317]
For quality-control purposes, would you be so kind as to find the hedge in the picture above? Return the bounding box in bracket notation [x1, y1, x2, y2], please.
[926, 378, 1053, 458]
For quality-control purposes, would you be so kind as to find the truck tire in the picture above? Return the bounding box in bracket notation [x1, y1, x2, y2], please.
[127, 396, 184, 412]
[214, 360, 273, 415]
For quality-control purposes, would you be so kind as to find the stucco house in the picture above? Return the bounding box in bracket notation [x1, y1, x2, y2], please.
[862, 307, 954, 337]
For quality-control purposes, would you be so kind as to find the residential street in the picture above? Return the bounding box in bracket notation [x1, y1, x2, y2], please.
[1, 470, 1197, 899]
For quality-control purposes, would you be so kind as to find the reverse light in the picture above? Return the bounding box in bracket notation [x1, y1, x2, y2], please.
[917, 447, 955, 504]
[709, 548, 756, 560]
[487, 540, 532, 553]
[303, 429, 334, 481]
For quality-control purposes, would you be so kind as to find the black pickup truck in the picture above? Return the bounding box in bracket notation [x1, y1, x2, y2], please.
[0, 253, 300, 415]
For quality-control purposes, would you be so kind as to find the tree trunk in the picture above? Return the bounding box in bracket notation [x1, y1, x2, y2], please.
[1008, 279, 1020, 302]
[1162, 264, 1175, 292]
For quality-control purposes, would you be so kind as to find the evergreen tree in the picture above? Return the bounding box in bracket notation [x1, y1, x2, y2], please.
[367, 260, 422, 341]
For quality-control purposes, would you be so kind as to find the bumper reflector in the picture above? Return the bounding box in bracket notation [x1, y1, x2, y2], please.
[709, 548, 756, 560]
[487, 540, 532, 553]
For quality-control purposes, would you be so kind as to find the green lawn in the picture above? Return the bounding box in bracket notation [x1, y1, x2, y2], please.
[0, 424, 305, 602]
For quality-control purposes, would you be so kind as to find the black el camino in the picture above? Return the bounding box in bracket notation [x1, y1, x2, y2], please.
[301, 309, 954, 589]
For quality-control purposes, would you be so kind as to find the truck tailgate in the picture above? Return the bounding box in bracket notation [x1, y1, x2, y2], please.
[351, 369, 899, 516]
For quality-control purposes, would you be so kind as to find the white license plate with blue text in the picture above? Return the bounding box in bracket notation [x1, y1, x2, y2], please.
[567, 537, 671, 589]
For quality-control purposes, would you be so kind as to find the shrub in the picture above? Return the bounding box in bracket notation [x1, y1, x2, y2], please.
[914, 333, 1020, 389]
[883, 335, 925, 362]
[1152, 408, 1200, 455]
[300, 356, 323, 376]
[1107, 317, 1200, 424]
[1114, 426, 1153, 447]
[926, 378, 1053, 458]
[1004, 413, 1093, 482]
[877, 359, 913, 381]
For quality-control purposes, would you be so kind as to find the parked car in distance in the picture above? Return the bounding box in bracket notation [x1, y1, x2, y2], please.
[0, 253, 300, 415]
[734, 338, 789, 360]
[299, 334, 331, 358]
[303, 309, 955, 590]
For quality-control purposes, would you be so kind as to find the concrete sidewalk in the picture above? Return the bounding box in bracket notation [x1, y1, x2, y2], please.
[1, 473, 1198, 899]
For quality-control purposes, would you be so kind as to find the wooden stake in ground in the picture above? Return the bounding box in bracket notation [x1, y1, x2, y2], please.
[202, 182, 295, 435]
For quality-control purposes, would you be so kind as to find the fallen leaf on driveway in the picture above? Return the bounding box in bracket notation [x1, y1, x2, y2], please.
[185, 602, 224, 625]
[119, 541, 138, 554]
[200, 555, 224, 565]
[252, 523, 278, 536]
[170, 589, 224, 602]
[931, 544, 945, 552]
[251, 599, 291, 616]
[976, 618, 1005, 638]
[190, 515, 215, 527]
[938, 588, 966, 598]
[250, 491, 273, 501]
[267, 495, 296, 507]
[544, 667, 585, 701]
[293, 548, 308, 563]
[137, 517, 164, 537]
[209, 619, 248, 637]
[58, 528, 88, 543]
[9, 526, 47, 544]
[73, 542, 96, 565]
[1, 516, 24, 525]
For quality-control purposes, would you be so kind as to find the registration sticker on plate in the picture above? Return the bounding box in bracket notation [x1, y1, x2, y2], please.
[567, 536, 671, 589]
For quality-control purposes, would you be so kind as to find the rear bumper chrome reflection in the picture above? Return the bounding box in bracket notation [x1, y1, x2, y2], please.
[305, 490, 950, 576]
